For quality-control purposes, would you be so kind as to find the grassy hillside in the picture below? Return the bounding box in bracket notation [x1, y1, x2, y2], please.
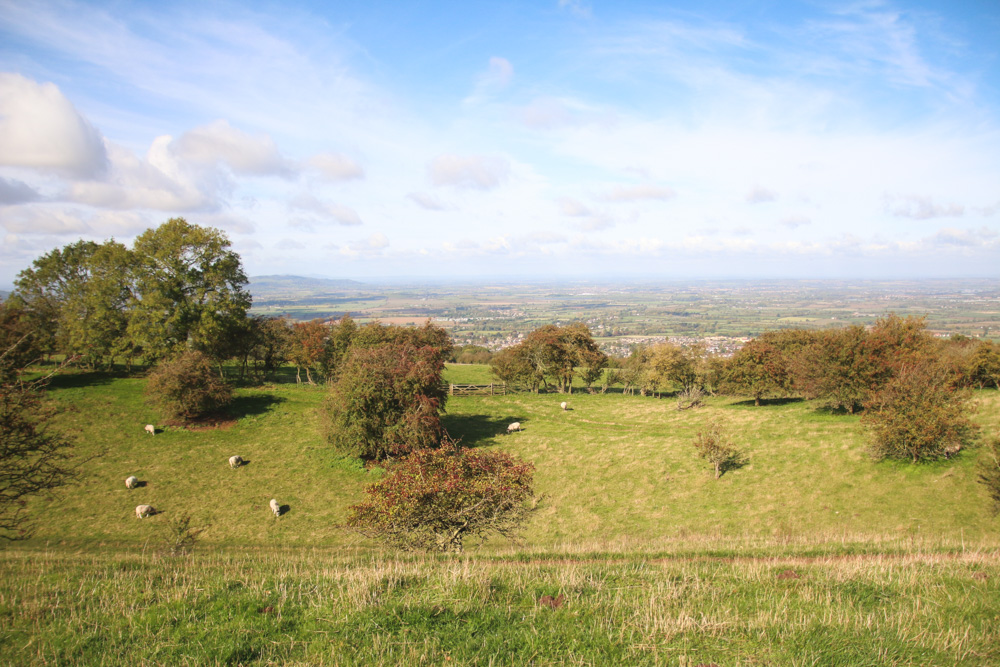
[17, 363, 1000, 549]
[3, 363, 999, 665]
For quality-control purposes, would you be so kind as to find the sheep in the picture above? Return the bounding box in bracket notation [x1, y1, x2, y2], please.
[144, 424, 155, 436]
[269, 499, 281, 517]
[125, 475, 138, 489]
[229, 455, 244, 469]
[507, 422, 521, 433]
[135, 504, 155, 518]
[560, 401, 568, 410]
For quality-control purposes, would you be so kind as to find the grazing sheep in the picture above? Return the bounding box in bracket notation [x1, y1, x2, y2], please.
[507, 422, 521, 433]
[229, 455, 244, 469]
[560, 401, 568, 410]
[944, 444, 962, 459]
[269, 499, 281, 517]
[144, 424, 155, 435]
[135, 504, 155, 518]
[125, 475, 138, 489]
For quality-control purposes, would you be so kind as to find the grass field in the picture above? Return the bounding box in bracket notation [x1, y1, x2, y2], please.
[2, 363, 999, 664]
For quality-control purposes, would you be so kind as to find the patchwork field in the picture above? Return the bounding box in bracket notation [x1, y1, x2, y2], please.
[2, 364, 999, 664]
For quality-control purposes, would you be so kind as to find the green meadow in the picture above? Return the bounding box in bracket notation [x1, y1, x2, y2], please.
[2, 363, 999, 665]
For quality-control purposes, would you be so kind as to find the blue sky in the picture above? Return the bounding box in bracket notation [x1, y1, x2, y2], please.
[1, 0, 999, 286]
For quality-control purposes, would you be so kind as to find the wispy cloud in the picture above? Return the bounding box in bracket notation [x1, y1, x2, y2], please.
[428, 154, 510, 190]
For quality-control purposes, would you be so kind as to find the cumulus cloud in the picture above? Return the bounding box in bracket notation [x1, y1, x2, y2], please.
[925, 227, 997, 248]
[341, 232, 389, 257]
[0, 205, 91, 234]
[887, 194, 964, 219]
[68, 138, 214, 211]
[275, 238, 306, 250]
[428, 154, 510, 190]
[558, 198, 591, 217]
[172, 119, 295, 177]
[780, 215, 811, 229]
[288, 192, 362, 226]
[306, 152, 364, 181]
[746, 186, 778, 203]
[602, 184, 676, 202]
[408, 192, 447, 211]
[0, 73, 108, 178]
[0, 176, 42, 204]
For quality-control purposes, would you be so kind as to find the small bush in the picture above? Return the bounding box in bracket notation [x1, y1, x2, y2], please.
[159, 514, 209, 556]
[693, 419, 747, 479]
[145, 350, 233, 421]
[345, 439, 538, 552]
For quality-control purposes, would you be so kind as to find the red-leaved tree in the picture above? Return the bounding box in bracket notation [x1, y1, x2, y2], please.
[345, 441, 537, 552]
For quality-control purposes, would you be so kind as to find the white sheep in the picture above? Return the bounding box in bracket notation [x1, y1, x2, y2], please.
[269, 499, 281, 517]
[125, 475, 138, 489]
[229, 455, 244, 469]
[144, 424, 155, 436]
[507, 422, 521, 433]
[135, 504, 155, 518]
[560, 401, 568, 410]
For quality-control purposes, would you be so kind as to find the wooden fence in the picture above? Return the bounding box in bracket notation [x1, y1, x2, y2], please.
[449, 383, 507, 396]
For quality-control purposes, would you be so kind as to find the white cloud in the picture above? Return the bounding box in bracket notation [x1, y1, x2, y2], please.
[275, 238, 306, 250]
[306, 152, 364, 181]
[780, 215, 811, 229]
[0, 73, 108, 178]
[173, 119, 295, 177]
[464, 57, 514, 105]
[887, 194, 964, 220]
[925, 227, 997, 248]
[68, 138, 215, 211]
[288, 192, 363, 226]
[408, 192, 447, 211]
[558, 0, 591, 19]
[558, 198, 591, 217]
[746, 186, 778, 203]
[0, 205, 91, 234]
[428, 154, 510, 190]
[602, 184, 676, 202]
[341, 232, 389, 258]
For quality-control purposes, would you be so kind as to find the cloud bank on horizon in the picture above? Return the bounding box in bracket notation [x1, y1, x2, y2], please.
[0, 0, 998, 284]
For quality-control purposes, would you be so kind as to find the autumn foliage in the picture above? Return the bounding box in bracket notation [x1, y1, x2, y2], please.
[345, 440, 537, 552]
[144, 350, 233, 421]
[322, 339, 448, 461]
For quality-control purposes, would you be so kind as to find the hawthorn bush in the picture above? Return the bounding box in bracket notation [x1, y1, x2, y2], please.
[144, 350, 233, 421]
[322, 342, 447, 460]
[862, 362, 978, 463]
[345, 441, 537, 552]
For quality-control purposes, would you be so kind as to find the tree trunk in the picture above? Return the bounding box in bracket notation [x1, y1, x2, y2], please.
[754, 396, 760, 407]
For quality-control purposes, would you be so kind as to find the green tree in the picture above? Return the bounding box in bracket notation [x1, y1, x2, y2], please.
[289, 319, 329, 384]
[968, 340, 1000, 390]
[128, 218, 251, 363]
[145, 350, 234, 421]
[647, 342, 698, 394]
[345, 440, 537, 552]
[862, 362, 979, 463]
[490, 345, 540, 391]
[322, 340, 448, 460]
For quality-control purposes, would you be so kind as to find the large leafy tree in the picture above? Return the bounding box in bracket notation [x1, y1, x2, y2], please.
[345, 441, 537, 552]
[490, 323, 605, 394]
[128, 218, 251, 363]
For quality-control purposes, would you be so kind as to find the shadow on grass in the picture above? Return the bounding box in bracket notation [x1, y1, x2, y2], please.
[442, 414, 525, 447]
[728, 397, 805, 408]
[45, 371, 120, 390]
[718, 452, 751, 478]
[224, 394, 286, 419]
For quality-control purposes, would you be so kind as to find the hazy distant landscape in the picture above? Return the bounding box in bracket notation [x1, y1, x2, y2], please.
[250, 275, 1000, 353]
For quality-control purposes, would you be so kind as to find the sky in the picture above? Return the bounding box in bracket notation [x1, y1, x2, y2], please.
[1, 0, 999, 286]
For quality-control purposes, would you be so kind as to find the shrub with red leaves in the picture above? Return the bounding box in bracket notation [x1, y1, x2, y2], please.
[345, 441, 537, 552]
